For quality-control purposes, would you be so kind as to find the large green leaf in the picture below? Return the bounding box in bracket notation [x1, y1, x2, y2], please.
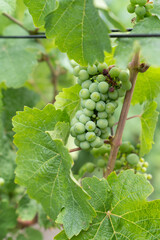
[24, 0, 56, 27]
[0, 201, 17, 240]
[151, 0, 160, 17]
[45, 0, 111, 65]
[140, 101, 159, 156]
[0, 0, 16, 14]
[55, 170, 160, 240]
[115, 17, 160, 68]
[13, 104, 95, 238]
[55, 84, 81, 120]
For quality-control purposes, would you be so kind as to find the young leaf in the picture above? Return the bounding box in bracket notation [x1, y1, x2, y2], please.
[24, 0, 56, 27]
[13, 105, 95, 238]
[0, 201, 17, 240]
[140, 101, 159, 156]
[55, 85, 81, 120]
[45, 0, 111, 65]
[132, 67, 160, 105]
[0, 0, 16, 14]
[55, 170, 160, 240]
[115, 17, 160, 68]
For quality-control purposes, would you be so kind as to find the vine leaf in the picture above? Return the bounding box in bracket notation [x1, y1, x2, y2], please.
[115, 16, 160, 68]
[55, 84, 81, 120]
[140, 101, 159, 156]
[0, 0, 16, 14]
[45, 0, 111, 65]
[12, 104, 96, 238]
[151, 0, 160, 18]
[24, 0, 56, 27]
[55, 170, 160, 240]
[132, 67, 160, 105]
[0, 201, 17, 240]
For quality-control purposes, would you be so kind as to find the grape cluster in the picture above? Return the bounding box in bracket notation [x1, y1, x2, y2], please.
[70, 61, 131, 150]
[127, 0, 153, 21]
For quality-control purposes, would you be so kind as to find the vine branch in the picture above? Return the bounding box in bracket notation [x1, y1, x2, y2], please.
[104, 51, 140, 178]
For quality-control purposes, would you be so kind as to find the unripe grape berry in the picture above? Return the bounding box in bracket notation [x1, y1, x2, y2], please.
[109, 67, 120, 78]
[97, 159, 106, 168]
[97, 119, 108, 129]
[74, 122, 85, 134]
[127, 4, 135, 13]
[119, 71, 130, 82]
[111, 101, 118, 109]
[97, 63, 108, 73]
[91, 92, 101, 102]
[80, 141, 90, 150]
[79, 70, 89, 81]
[96, 74, 106, 83]
[118, 88, 126, 97]
[89, 82, 99, 93]
[98, 111, 108, 119]
[0, 177, 5, 186]
[147, 174, 152, 180]
[141, 167, 147, 173]
[91, 137, 104, 148]
[137, 0, 147, 6]
[85, 162, 95, 172]
[74, 138, 80, 147]
[108, 90, 119, 100]
[87, 65, 97, 75]
[73, 66, 81, 76]
[79, 114, 90, 124]
[120, 141, 131, 153]
[130, 0, 138, 5]
[77, 133, 86, 142]
[71, 117, 78, 126]
[135, 6, 146, 18]
[143, 162, 149, 168]
[108, 116, 116, 127]
[96, 101, 106, 112]
[106, 103, 115, 114]
[79, 88, 90, 99]
[98, 82, 109, 93]
[85, 121, 96, 131]
[71, 60, 78, 67]
[122, 81, 132, 91]
[85, 99, 96, 110]
[82, 80, 92, 89]
[127, 153, 139, 166]
[115, 160, 122, 169]
[145, 3, 153, 11]
[94, 128, 101, 137]
[76, 110, 83, 119]
[101, 131, 109, 139]
[83, 108, 93, 117]
[86, 132, 96, 142]
[81, 99, 87, 108]
[140, 157, 145, 163]
[70, 126, 77, 137]
[100, 93, 108, 101]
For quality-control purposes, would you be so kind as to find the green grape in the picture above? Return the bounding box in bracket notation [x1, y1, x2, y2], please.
[127, 153, 139, 166]
[85, 99, 96, 110]
[108, 116, 116, 127]
[74, 122, 85, 134]
[135, 6, 146, 18]
[145, 3, 153, 11]
[109, 67, 120, 78]
[91, 137, 104, 148]
[79, 88, 90, 99]
[97, 63, 108, 73]
[0, 177, 5, 186]
[118, 88, 126, 97]
[94, 128, 101, 137]
[81, 80, 92, 89]
[81, 99, 87, 108]
[141, 167, 147, 173]
[100, 93, 108, 101]
[144, 11, 152, 17]
[71, 60, 78, 67]
[120, 156, 126, 164]
[77, 133, 86, 142]
[74, 138, 80, 147]
[87, 65, 97, 75]
[97, 159, 106, 168]
[91, 92, 101, 102]
[83, 108, 94, 117]
[108, 90, 119, 100]
[137, 0, 147, 6]
[89, 82, 99, 93]
[101, 131, 109, 139]
[136, 162, 142, 171]
[111, 101, 118, 109]
[130, 0, 138, 5]
[79, 165, 87, 177]
[76, 110, 83, 119]
[79, 69, 89, 81]
[85, 162, 95, 173]
[98, 82, 109, 93]
[129, 144, 135, 152]
[85, 121, 96, 131]
[120, 141, 131, 153]
[80, 141, 90, 150]
[127, 4, 135, 13]
[96, 101, 106, 112]
[86, 132, 96, 142]
[119, 71, 130, 82]
[143, 162, 149, 168]
[96, 74, 106, 82]
[115, 160, 122, 169]
[77, 78, 83, 85]
[140, 157, 145, 163]
[98, 111, 108, 119]
[79, 114, 90, 124]
[71, 117, 78, 126]
[73, 66, 81, 76]
[97, 119, 108, 129]
[70, 126, 77, 137]
[122, 81, 132, 91]
[147, 174, 152, 180]
[106, 103, 115, 114]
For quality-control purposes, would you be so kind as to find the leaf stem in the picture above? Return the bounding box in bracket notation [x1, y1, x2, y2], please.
[114, 114, 141, 127]
[104, 51, 140, 178]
